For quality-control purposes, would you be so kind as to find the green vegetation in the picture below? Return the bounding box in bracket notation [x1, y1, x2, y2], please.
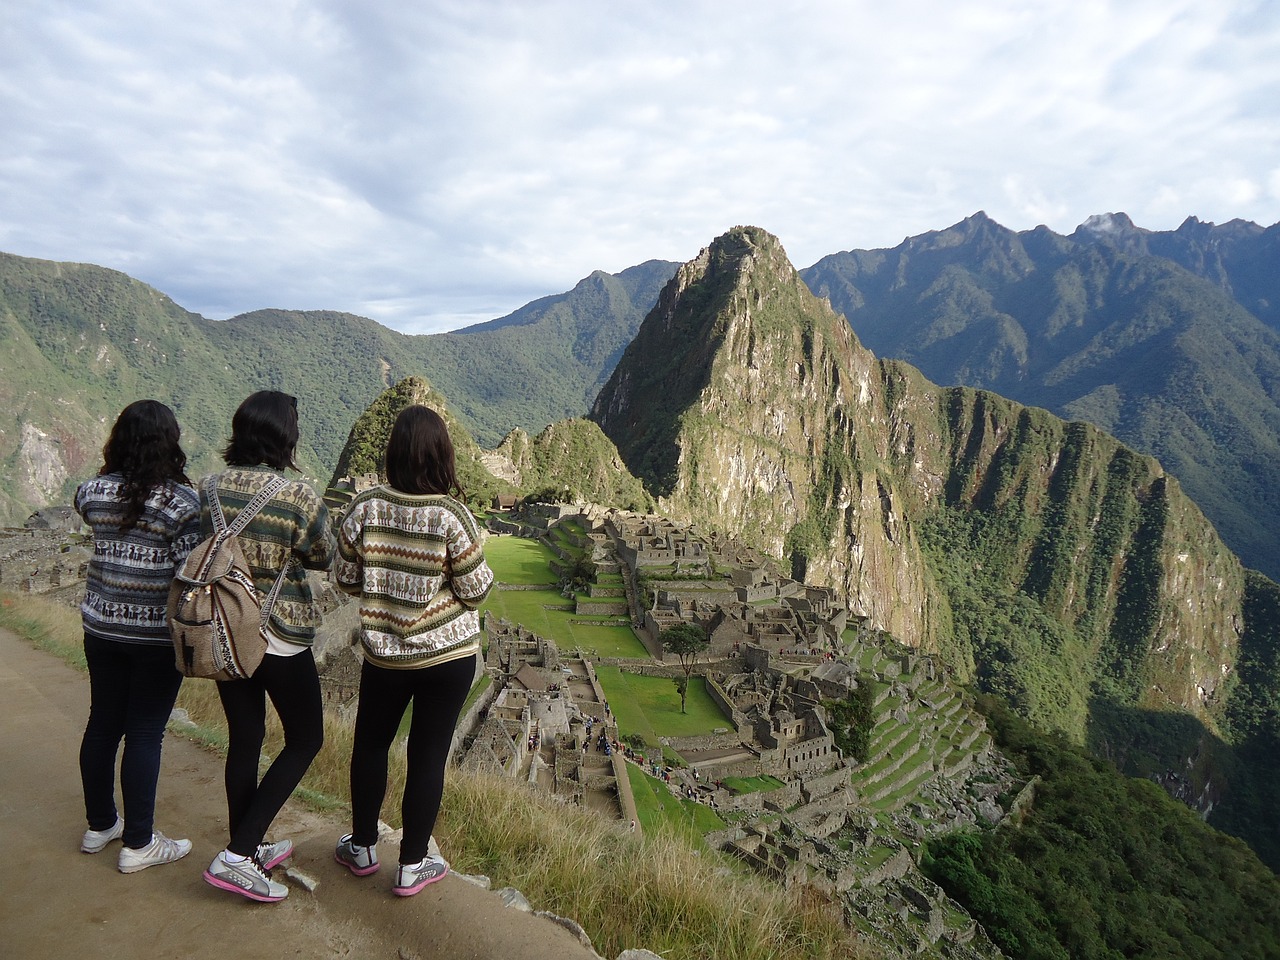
[626, 763, 726, 842]
[483, 586, 645, 658]
[661, 622, 710, 713]
[0, 252, 673, 527]
[922, 695, 1280, 960]
[823, 674, 876, 762]
[918, 506, 1096, 739]
[722, 774, 786, 795]
[484, 534, 562, 585]
[501, 418, 653, 512]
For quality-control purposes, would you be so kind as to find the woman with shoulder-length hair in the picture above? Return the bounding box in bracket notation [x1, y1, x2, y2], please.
[200, 390, 335, 903]
[333, 405, 494, 896]
[76, 399, 200, 873]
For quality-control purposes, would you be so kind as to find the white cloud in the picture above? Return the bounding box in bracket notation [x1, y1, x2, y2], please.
[1, 0, 1278, 333]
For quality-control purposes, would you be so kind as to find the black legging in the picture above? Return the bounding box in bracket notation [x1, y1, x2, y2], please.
[217, 650, 324, 857]
[349, 653, 477, 865]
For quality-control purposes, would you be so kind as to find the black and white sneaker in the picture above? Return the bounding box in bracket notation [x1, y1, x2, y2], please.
[203, 851, 288, 902]
[392, 855, 448, 896]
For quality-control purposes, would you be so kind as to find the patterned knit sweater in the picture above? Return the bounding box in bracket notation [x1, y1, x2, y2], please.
[76, 474, 202, 645]
[200, 467, 335, 648]
[335, 487, 495, 669]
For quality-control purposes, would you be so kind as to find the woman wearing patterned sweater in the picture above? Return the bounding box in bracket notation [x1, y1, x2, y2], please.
[333, 405, 494, 896]
[76, 400, 200, 873]
[200, 390, 335, 903]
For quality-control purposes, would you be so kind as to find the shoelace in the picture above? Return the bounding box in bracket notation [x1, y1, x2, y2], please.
[152, 834, 182, 857]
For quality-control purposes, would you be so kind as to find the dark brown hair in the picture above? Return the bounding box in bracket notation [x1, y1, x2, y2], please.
[222, 390, 299, 470]
[100, 399, 191, 530]
[384, 405, 463, 498]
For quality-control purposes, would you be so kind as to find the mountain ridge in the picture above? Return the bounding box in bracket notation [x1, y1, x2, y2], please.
[801, 212, 1280, 579]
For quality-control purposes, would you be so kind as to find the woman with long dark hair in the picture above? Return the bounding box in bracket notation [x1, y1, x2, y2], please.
[199, 390, 335, 903]
[333, 405, 494, 896]
[76, 399, 200, 873]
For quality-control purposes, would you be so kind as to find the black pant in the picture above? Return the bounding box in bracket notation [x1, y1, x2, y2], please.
[80, 633, 184, 848]
[349, 653, 477, 864]
[217, 650, 323, 857]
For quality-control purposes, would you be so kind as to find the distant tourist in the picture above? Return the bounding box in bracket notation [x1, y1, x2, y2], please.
[333, 405, 494, 896]
[75, 399, 200, 873]
[200, 391, 335, 903]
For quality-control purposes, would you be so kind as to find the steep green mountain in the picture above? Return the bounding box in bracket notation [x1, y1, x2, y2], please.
[799, 213, 1280, 580]
[487, 418, 653, 512]
[590, 225, 1279, 862]
[0, 251, 674, 527]
[1073, 212, 1280, 330]
[326, 375, 507, 508]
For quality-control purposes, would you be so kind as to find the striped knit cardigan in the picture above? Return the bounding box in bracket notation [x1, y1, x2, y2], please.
[200, 467, 335, 648]
[334, 487, 494, 669]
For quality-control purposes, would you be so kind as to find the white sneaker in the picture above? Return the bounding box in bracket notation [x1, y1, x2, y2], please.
[81, 817, 124, 854]
[117, 832, 192, 873]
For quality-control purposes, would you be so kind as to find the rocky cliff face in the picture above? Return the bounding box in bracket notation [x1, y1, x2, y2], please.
[591, 226, 1246, 730]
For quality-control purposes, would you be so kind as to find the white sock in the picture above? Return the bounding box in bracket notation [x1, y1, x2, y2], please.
[223, 849, 248, 864]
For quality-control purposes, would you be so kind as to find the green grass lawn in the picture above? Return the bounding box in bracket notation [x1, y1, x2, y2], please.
[722, 774, 785, 795]
[595, 666, 729, 744]
[484, 534, 560, 585]
[482, 535, 647, 658]
[483, 587, 646, 657]
[625, 762, 725, 845]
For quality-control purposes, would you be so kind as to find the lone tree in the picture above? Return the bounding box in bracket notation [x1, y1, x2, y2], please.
[661, 622, 709, 714]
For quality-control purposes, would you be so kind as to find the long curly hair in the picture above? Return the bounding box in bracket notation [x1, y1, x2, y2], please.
[99, 399, 191, 530]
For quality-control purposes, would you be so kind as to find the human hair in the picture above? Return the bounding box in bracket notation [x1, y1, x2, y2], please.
[384, 405, 464, 498]
[222, 390, 299, 470]
[99, 399, 191, 530]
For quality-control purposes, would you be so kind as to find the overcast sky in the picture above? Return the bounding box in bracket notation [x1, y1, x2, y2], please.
[3, 1, 1278, 334]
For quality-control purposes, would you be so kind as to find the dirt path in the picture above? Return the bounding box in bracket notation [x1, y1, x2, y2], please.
[0, 627, 607, 960]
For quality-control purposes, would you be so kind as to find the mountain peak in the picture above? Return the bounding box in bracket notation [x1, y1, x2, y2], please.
[1075, 212, 1140, 237]
[591, 224, 854, 497]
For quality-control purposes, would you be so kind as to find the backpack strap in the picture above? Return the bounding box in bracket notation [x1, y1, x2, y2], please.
[204, 474, 296, 623]
[206, 474, 288, 538]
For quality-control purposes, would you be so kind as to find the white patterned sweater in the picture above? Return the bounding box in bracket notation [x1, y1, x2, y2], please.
[334, 487, 495, 669]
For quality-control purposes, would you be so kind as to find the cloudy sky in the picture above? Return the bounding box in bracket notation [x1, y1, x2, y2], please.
[3, 1, 1278, 334]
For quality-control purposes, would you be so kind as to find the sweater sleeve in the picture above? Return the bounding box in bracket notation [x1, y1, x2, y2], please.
[333, 499, 364, 596]
[447, 504, 495, 609]
[294, 490, 336, 571]
[169, 484, 203, 569]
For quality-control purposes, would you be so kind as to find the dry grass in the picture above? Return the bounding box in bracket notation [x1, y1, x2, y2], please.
[2, 591, 873, 960]
[438, 770, 868, 960]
